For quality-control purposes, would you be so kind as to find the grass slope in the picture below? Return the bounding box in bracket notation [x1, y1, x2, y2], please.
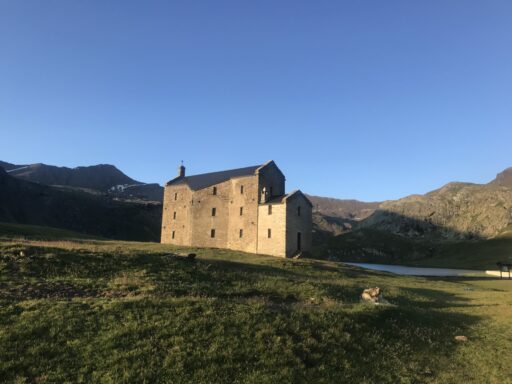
[0, 230, 511, 383]
[317, 228, 512, 270]
[0, 222, 100, 241]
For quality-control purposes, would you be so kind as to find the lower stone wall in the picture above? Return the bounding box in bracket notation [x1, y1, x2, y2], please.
[285, 196, 313, 256]
[256, 203, 286, 257]
[161, 184, 193, 246]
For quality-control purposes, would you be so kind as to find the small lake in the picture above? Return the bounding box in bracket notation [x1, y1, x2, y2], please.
[344, 262, 500, 277]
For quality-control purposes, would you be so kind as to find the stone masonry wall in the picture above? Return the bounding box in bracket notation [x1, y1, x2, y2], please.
[257, 202, 286, 257]
[227, 175, 259, 253]
[189, 179, 231, 248]
[258, 163, 285, 203]
[161, 184, 193, 245]
[285, 195, 313, 256]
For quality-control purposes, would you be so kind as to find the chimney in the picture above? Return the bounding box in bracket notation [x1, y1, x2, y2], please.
[178, 162, 185, 178]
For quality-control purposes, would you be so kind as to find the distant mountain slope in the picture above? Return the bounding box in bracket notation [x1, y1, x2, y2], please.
[306, 195, 381, 238]
[6, 163, 141, 191]
[307, 195, 380, 219]
[0, 160, 164, 202]
[0, 167, 162, 241]
[0, 161, 25, 171]
[108, 182, 164, 202]
[360, 181, 512, 239]
[317, 167, 512, 266]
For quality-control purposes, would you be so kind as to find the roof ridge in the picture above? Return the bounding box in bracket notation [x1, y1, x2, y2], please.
[186, 164, 261, 178]
[166, 164, 262, 190]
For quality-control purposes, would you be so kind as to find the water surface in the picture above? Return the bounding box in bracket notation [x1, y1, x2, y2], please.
[344, 262, 494, 277]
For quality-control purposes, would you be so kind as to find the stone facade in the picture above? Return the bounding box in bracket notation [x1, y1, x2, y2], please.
[161, 160, 312, 257]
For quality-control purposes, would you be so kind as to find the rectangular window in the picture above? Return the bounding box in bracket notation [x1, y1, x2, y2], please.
[211, 229, 216, 238]
[268, 205, 272, 215]
[173, 211, 176, 220]
[211, 207, 216, 216]
[298, 206, 301, 216]
[270, 186, 273, 196]
[213, 186, 217, 195]
[240, 185, 244, 194]
[239, 229, 243, 238]
[172, 231, 175, 239]
[240, 206, 243, 216]
[174, 192, 177, 200]
[268, 228, 272, 238]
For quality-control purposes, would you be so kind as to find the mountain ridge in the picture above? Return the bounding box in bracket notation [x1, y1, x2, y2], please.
[0, 161, 164, 202]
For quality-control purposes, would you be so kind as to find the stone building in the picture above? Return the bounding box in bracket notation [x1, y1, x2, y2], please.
[161, 160, 312, 257]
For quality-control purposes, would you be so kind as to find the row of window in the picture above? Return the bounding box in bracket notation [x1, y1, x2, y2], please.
[171, 205, 301, 219]
[173, 185, 246, 201]
[170, 228, 273, 239]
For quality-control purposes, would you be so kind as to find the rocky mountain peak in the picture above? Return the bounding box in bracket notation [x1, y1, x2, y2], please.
[490, 167, 512, 188]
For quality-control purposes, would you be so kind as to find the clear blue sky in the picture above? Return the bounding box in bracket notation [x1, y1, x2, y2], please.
[1, 1, 511, 201]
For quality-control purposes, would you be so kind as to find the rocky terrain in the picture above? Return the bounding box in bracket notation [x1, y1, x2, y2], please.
[306, 195, 380, 220]
[490, 167, 512, 188]
[361, 178, 512, 240]
[307, 195, 381, 238]
[316, 167, 512, 264]
[311, 168, 512, 242]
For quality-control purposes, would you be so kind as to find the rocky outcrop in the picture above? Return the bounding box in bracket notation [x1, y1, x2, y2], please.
[361, 287, 384, 303]
[490, 167, 512, 188]
[360, 182, 512, 239]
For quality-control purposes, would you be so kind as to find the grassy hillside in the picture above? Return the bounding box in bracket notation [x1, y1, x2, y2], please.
[1, 227, 511, 383]
[315, 228, 512, 269]
[0, 222, 101, 240]
[0, 168, 162, 242]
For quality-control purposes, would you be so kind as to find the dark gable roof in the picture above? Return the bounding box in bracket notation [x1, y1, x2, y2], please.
[285, 190, 313, 207]
[260, 190, 313, 207]
[167, 165, 261, 191]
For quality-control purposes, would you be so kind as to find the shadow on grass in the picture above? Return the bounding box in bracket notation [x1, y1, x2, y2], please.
[0, 242, 490, 383]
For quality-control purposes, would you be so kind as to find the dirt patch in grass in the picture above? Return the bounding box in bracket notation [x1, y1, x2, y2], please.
[0, 281, 97, 300]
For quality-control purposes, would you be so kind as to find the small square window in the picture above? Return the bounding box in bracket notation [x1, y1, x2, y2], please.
[240, 185, 244, 194]
[172, 231, 175, 239]
[239, 229, 243, 238]
[212, 207, 216, 216]
[268, 228, 272, 238]
[268, 205, 272, 215]
[240, 207, 243, 216]
[211, 229, 216, 238]
[213, 187, 217, 195]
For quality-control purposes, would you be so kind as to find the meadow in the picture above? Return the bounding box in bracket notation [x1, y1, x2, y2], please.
[1, 224, 511, 383]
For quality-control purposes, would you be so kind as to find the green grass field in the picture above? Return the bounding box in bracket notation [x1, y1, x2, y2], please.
[1, 224, 512, 383]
